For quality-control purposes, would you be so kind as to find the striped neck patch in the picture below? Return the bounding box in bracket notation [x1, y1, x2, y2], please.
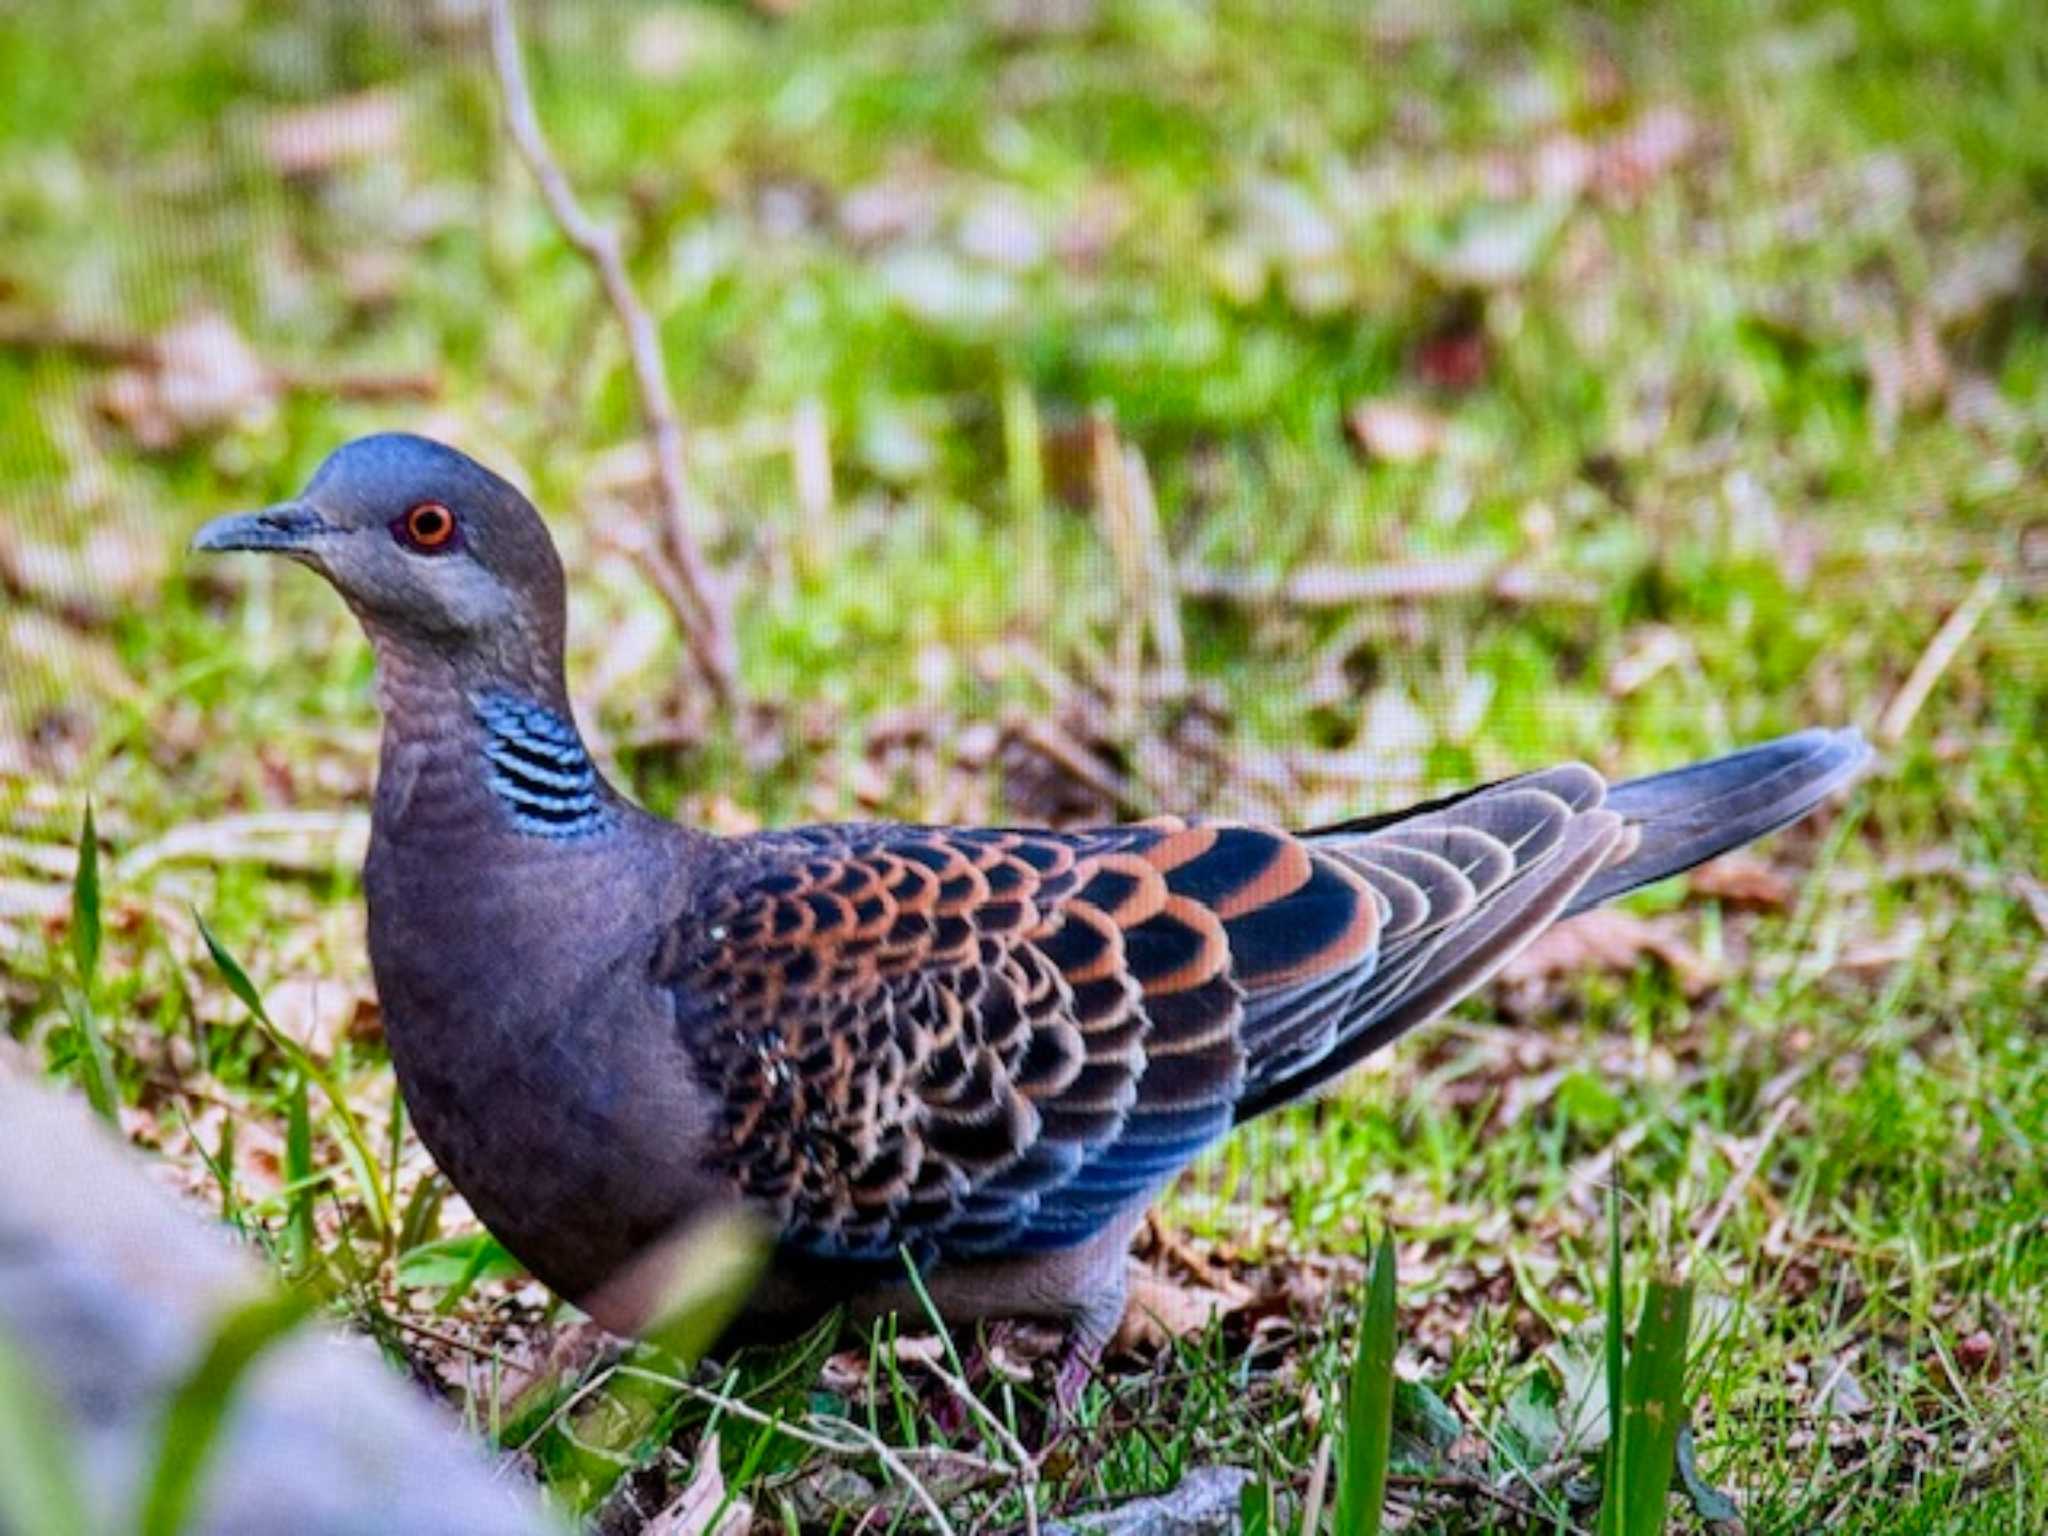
[471, 691, 614, 838]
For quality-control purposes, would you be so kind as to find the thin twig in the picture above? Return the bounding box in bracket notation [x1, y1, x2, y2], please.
[1691, 1096, 1799, 1266]
[614, 1366, 971, 1536]
[1003, 715, 1149, 816]
[1178, 558, 1596, 608]
[483, 0, 738, 705]
[1877, 571, 2001, 745]
[1298, 1433, 1333, 1534]
[914, 1356, 1041, 1536]
[1387, 1469, 1580, 1532]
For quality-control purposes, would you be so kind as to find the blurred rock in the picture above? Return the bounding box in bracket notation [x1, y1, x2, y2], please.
[0, 1073, 558, 1536]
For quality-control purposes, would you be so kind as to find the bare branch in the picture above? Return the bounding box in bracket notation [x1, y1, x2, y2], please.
[483, 0, 739, 704]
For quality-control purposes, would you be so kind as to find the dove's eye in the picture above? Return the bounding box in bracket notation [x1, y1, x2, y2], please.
[396, 502, 458, 553]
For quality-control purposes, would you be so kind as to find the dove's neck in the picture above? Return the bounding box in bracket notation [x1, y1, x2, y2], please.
[364, 634, 628, 850]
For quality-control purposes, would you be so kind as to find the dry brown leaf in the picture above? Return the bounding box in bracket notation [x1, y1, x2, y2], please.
[0, 523, 167, 620]
[1346, 398, 1450, 464]
[988, 0, 1100, 37]
[1115, 1266, 1253, 1354]
[98, 312, 274, 449]
[1593, 106, 1700, 202]
[1501, 909, 1720, 998]
[1865, 309, 1950, 440]
[1605, 625, 1690, 697]
[267, 976, 380, 1058]
[888, 1333, 949, 1369]
[261, 90, 409, 177]
[645, 1433, 751, 1536]
[1688, 854, 1794, 910]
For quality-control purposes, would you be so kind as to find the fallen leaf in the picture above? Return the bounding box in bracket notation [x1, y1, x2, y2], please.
[1925, 231, 2033, 326]
[957, 187, 1047, 271]
[1688, 854, 1794, 910]
[267, 976, 379, 1058]
[98, 312, 274, 449]
[1502, 910, 1720, 999]
[1593, 106, 1700, 202]
[987, 0, 1100, 38]
[1816, 1354, 1873, 1414]
[1414, 199, 1570, 288]
[1865, 309, 1950, 441]
[1605, 625, 1691, 697]
[837, 167, 946, 246]
[645, 1433, 750, 1536]
[1413, 325, 1489, 392]
[0, 523, 166, 621]
[628, 6, 746, 78]
[1115, 1267, 1252, 1354]
[888, 1333, 949, 1369]
[261, 90, 409, 178]
[1954, 1328, 1999, 1378]
[1346, 398, 1449, 464]
[781, 1464, 880, 1529]
[1240, 177, 1343, 265]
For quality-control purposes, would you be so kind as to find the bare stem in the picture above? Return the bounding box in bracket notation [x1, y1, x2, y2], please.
[484, 0, 738, 705]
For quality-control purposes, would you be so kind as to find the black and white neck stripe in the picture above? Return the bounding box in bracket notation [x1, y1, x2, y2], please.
[472, 691, 614, 838]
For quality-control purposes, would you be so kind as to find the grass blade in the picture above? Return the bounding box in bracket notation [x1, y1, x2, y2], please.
[62, 991, 120, 1126]
[1615, 1272, 1695, 1535]
[63, 806, 119, 1123]
[71, 804, 100, 992]
[139, 1289, 313, 1536]
[1597, 1180, 1696, 1536]
[196, 912, 393, 1238]
[1600, 1183, 1629, 1536]
[396, 1172, 447, 1257]
[0, 1325, 93, 1536]
[1335, 1228, 1399, 1535]
[284, 1072, 315, 1275]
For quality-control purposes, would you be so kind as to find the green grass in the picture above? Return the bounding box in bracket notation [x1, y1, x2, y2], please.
[2, 0, 2044, 1530]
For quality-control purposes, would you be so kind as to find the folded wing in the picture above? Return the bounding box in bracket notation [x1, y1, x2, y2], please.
[661, 730, 1865, 1261]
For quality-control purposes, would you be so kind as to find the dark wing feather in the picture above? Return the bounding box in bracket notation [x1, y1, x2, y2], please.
[1231, 767, 1624, 1119]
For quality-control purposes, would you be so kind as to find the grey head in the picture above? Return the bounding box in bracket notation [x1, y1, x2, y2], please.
[191, 433, 569, 699]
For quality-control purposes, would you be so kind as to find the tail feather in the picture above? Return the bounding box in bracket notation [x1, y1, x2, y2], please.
[1565, 728, 1870, 916]
[1230, 726, 1870, 1120]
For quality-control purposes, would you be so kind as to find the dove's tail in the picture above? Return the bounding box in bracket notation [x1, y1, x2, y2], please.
[1565, 727, 1871, 917]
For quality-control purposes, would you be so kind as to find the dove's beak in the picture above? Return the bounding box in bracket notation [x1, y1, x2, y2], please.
[189, 502, 335, 557]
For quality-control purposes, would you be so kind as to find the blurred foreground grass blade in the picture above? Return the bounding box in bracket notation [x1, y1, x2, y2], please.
[140, 1290, 314, 1536]
[635, 1208, 770, 1369]
[196, 912, 394, 1239]
[1335, 1229, 1399, 1535]
[537, 1210, 768, 1513]
[0, 1325, 93, 1536]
